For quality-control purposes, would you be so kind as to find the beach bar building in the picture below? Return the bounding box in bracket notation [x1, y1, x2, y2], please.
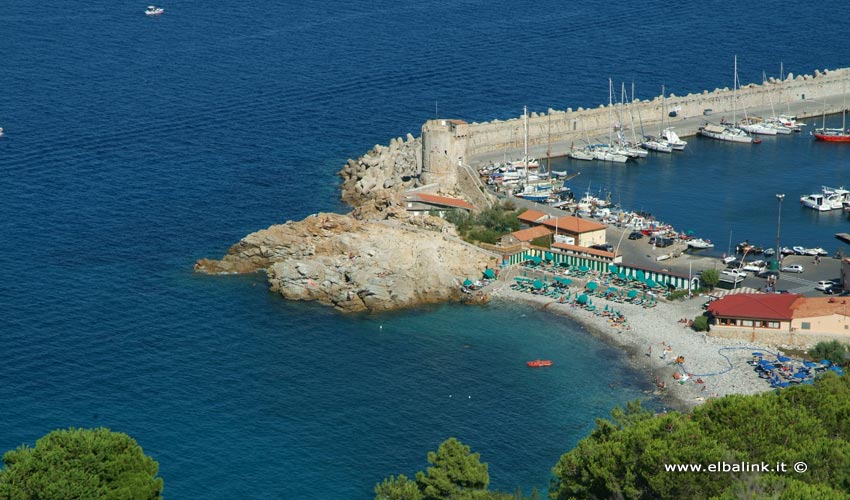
[707, 293, 850, 344]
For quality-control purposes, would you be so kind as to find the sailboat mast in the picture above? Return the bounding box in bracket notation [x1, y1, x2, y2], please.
[608, 78, 613, 146]
[546, 113, 551, 178]
[523, 105, 529, 182]
[733, 55, 738, 125]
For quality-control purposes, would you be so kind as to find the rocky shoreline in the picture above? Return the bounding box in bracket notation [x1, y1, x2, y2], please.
[195, 210, 498, 313]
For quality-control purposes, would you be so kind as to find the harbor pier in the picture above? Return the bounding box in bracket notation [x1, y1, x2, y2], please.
[419, 67, 850, 185]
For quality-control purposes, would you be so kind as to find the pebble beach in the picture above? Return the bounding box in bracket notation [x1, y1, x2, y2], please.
[486, 278, 777, 411]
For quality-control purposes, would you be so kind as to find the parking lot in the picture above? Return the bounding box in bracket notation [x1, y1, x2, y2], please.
[722, 254, 843, 296]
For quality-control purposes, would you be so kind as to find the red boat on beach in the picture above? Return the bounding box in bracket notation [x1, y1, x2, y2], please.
[527, 359, 553, 367]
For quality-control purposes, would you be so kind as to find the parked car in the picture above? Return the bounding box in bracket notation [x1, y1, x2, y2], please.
[590, 243, 615, 252]
[649, 236, 674, 247]
[628, 231, 643, 240]
[781, 264, 804, 273]
[815, 280, 833, 292]
[721, 269, 748, 278]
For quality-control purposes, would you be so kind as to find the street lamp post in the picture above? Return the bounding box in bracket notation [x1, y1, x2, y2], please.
[776, 194, 785, 259]
[774, 194, 785, 292]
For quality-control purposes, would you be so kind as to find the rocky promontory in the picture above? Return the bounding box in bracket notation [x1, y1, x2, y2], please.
[195, 211, 496, 312]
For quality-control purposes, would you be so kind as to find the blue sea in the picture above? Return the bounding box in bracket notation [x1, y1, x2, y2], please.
[2, 1, 849, 498]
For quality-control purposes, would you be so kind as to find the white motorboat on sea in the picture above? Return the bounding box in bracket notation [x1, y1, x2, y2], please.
[145, 5, 164, 15]
[687, 238, 714, 249]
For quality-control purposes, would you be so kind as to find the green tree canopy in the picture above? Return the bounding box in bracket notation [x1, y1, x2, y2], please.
[0, 427, 163, 500]
[415, 438, 489, 499]
[549, 374, 850, 500]
[700, 269, 720, 290]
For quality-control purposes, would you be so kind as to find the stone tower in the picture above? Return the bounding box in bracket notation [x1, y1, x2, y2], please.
[421, 119, 469, 192]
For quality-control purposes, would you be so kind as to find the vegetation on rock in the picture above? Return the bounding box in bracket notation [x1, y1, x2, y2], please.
[443, 203, 523, 244]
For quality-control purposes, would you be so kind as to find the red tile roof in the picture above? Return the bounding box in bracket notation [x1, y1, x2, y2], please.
[791, 297, 850, 318]
[518, 209, 547, 224]
[541, 216, 607, 233]
[509, 226, 553, 242]
[707, 293, 801, 321]
[406, 193, 474, 211]
[552, 242, 615, 258]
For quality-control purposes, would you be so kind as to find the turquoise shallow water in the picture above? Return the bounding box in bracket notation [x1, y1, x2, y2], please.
[2, 0, 850, 498]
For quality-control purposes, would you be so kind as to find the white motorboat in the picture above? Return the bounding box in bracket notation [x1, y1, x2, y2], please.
[800, 192, 831, 211]
[145, 5, 164, 15]
[567, 147, 594, 161]
[803, 247, 828, 256]
[792, 246, 806, 255]
[641, 137, 673, 153]
[591, 148, 629, 163]
[687, 238, 714, 249]
[739, 121, 777, 135]
[661, 128, 687, 150]
[699, 123, 753, 143]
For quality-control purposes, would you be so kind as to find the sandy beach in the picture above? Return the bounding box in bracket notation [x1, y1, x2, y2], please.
[484, 273, 778, 411]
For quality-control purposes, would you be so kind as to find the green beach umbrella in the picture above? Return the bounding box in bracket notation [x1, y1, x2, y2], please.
[533, 279, 543, 289]
[646, 279, 657, 288]
[579, 265, 589, 273]
[627, 289, 639, 299]
[561, 278, 572, 285]
[617, 272, 627, 281]
[544, 252, 553, 261]
[636, 270, 646, 282]
[607, 286, 617, 294]
[577, 294, 588, 304]
[514, 277, 524, 282]
[608, 264, 618, 273]
[463, 279, 473, 287]
[483, 268, 495, 279]
[532, 256, 542, 265]
[586, 281, 598, 291]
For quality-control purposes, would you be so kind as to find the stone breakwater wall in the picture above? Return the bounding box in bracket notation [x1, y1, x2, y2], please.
[339, 133, 422, 206]
[428, 67, 850, 165]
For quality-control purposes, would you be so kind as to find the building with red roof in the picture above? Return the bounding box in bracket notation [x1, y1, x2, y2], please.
[540, 216, 607, 247]
[404, 193, 475, 216]
[501, 226, 554, 246]
[707, 293, 850, 344]
[517, 209, 548, 225]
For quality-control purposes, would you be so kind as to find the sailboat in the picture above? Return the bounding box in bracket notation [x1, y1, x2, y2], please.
[592, 79, 629, 163]
[699, 56, 753, 144]
[642, 85, 673, 153]
[814, 81, 850, 142]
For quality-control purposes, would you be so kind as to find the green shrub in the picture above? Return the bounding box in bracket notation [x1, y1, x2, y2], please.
[809, 340, 848, 365]
[692, 315, 709, 331]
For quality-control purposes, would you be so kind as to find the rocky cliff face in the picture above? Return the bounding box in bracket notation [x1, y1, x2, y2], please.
[195, 212, 496, 312]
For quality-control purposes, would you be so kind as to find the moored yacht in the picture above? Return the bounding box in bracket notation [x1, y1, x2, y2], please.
[661, 128, 687, 150]
[800, 192, 830, 211]
[699, 123, 753, 143]
[145, 5, 164, 15]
